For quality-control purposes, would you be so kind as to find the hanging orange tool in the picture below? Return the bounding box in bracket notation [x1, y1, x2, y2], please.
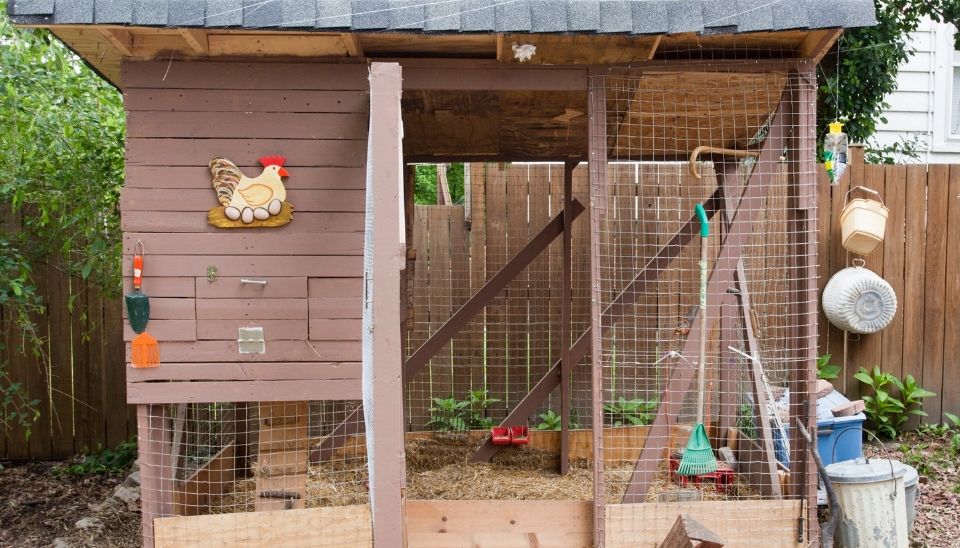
[125, 240, 159, 368]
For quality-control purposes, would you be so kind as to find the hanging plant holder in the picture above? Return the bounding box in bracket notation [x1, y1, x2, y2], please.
[840, 186, 889, 256]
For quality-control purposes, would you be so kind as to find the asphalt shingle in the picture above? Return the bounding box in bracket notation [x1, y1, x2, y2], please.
[7, 0, 879, 33]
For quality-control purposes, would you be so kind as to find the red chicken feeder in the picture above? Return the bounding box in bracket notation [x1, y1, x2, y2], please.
[491, 426, 511, 445]
[509, 426, 529, 445]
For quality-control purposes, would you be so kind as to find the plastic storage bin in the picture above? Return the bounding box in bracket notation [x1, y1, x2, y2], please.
[817, 389, 865, 467]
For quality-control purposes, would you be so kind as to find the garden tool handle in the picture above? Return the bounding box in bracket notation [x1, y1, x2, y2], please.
[694, 203, 709, 238]
[696, 203, 709, 424]
[133, 240, 145, 290]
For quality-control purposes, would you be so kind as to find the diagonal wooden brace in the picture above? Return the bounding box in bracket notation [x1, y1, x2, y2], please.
[621, 102, 789, 502]
[470, 189, 725, 463]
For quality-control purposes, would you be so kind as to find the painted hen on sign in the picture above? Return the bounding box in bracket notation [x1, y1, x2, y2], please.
[208, 156, 292, 227]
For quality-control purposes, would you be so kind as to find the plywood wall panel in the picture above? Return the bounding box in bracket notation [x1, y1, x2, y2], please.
[197, 320, 309, 341]
[121, 211, 364, 234]
[126, 340, 360, 363]
[308, 319, 362, 341]
[127, 138, 365, 167]
[126, 112, 367, 140]
[308, 298, 362, 319]
[120, 188, 365, 213]
[125, 166, 365, 190]
[121, 254, 362, 277]
[123, 61, 370, 91]
[124, 89, 369, 114]
[121, 297, 195, 320]
[124, 232, 363, 256]
[195, 277, 307, 299]
[196, 298, 308, 320]
[123, 277, 196, 298]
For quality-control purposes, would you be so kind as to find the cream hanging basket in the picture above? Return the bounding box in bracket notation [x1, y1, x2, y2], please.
[822, 264, 897, 334]
[840, 186, 889, 256]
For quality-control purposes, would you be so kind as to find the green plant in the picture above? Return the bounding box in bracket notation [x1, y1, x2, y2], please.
[865, 133, 926, 164]
[464, 389, 500, 429]
[603, 396, 658, 427]
[816, 354, 842, 380]
[57, 438, 137, 475]
[854, 367, 935, 439]
[737, 403, 757, 439]
[536, 409, 562, 430]
[943, 412, 960, 429]
[427, 390, 501, 432]
[426, 396, 470, 432]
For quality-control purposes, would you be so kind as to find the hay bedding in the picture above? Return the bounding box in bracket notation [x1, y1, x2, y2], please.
[214, 437, 755, 512]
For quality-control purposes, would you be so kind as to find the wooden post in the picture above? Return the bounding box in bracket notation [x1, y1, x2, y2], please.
[138, 404, 173, 548]
[560, 160, 575, 475]
[786, 63, 820, 545]
[365, 62, 407, 546]
[587, 68, 607, 548]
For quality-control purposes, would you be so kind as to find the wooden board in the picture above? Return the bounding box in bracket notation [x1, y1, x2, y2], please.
[256, 401, 308, 512]
[122, 190, 363, 213]
[126, 379, 362, 404]
[125, 340, 359, 364]
[154, 504, 372, 547]
[126, 362, 361, 383]
[173, 442, 236, 516]
[604, 500, 803, 548]
[406, 500, 591, 548]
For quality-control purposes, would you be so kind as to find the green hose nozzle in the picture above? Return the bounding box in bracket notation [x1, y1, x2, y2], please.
[694, 203, 709, 238]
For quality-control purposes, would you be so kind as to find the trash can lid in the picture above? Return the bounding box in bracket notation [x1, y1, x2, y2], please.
[826, 457, 906, 484]
[895, 461, 918, 488]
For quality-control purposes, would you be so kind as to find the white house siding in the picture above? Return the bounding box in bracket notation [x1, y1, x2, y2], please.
[872, 19, 960, 163]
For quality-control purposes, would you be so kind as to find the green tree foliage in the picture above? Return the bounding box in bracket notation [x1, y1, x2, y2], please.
[0, 6, 125, 433]
[413, 164, 465, 205]
[819, 1, 959, 147]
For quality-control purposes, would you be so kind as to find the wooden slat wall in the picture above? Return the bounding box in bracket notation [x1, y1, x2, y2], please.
[121, 61, 368, 372]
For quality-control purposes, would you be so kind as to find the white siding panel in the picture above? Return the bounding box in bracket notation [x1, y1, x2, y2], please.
[896, 71, 933, 93]
[886, 91, 931, 113]
[879, 111, 930, 132]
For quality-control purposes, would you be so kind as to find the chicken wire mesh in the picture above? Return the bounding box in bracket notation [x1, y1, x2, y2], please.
[588, 66, 817, 543]
[138, 400, 370, 546]
[402, 163, 596, 499]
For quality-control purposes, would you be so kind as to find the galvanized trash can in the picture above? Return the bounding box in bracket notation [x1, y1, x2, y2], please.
[826, 457, 908, 547]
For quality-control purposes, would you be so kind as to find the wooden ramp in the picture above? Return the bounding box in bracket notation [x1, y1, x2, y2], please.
[255, 401, 308, 511]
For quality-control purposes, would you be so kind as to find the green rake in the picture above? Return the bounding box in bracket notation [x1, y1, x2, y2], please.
[677, 203, 718, 477]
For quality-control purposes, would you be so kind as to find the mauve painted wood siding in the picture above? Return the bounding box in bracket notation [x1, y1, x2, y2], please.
[121, 60, 368, 369]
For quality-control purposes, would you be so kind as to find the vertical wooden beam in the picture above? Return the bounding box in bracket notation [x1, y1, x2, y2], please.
[587, 69, 607, 548]
[138, 404, 173, 548]
[365, 62, 407, 546]
[560, 160, 575, 475]
[437, 163, 452, 205]
[786, 63, 819, 545]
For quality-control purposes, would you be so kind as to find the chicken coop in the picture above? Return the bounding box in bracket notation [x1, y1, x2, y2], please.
[9, 1, 877, 546]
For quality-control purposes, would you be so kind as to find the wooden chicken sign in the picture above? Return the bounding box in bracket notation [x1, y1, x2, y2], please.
[207, 155, 293, 228]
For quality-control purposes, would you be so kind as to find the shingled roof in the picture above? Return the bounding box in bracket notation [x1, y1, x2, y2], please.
[8, 0, 877, 35]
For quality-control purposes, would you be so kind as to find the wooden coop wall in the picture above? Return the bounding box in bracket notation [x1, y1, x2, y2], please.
[121, 60, 369, 400]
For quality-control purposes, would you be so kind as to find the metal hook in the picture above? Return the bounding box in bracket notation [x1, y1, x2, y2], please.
[135, 238, 145, 256]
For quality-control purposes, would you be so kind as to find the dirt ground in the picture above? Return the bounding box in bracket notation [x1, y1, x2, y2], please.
[863, 431, 960, 548]
[0, 461, 140, 548]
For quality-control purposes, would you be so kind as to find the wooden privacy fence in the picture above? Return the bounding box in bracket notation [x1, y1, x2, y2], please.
[819, 149, 960, 423]
[0, 264, 134, 460]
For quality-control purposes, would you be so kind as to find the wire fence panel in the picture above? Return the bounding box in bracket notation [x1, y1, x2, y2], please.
[138, 400, 370, 546]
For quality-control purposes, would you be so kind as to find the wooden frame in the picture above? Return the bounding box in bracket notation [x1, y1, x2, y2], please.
[365, 62, 408, 545]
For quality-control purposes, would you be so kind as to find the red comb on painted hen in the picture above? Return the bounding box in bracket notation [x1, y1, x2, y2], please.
[258, 155, 287, 168]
